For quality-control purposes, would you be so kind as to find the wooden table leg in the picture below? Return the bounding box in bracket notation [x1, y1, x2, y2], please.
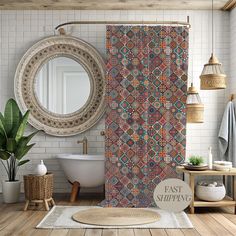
[24, 200, 29, 211]
[44, 199, 50, 211]
[223, 175, 226, 185]
[51, 198, 56, 206]
[189, 174, 195, 214]
[231, 176, 233, 198]
[233, 176, 236, 214]
[70, 181, 80, 202]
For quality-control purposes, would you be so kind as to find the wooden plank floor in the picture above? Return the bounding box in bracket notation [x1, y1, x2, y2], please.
[1, 195, 236, 236]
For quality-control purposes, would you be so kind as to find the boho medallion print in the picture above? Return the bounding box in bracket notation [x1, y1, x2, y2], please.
[105, 26, 188, 207]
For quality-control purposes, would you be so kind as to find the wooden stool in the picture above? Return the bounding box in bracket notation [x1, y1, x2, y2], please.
[23, 173, 55, 211]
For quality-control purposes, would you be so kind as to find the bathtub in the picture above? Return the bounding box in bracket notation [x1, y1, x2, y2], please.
[56, 154, 105, 188]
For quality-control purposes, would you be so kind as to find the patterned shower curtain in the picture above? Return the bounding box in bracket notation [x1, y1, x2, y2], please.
[105, 25, 188, 207]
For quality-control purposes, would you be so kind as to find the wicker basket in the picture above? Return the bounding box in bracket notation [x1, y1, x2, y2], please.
[24, 173, 53, 200]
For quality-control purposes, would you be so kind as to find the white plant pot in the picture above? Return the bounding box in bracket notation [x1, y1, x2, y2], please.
[196, 184, 226, 202]
[2, 180, 21, 203]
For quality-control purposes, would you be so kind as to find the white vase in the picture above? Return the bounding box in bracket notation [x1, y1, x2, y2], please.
[34, 160, 47, 176]
[2, 180, 21, 203]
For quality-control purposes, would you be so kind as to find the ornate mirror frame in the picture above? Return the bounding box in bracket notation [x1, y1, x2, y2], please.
[14, 36, 106, 136]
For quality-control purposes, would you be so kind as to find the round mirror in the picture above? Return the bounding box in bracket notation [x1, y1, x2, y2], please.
[14, 36, 106, 136]
[35, 57, 91, 114]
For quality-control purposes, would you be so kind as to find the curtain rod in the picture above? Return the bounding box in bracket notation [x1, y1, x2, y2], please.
[55, 17, 191, 30]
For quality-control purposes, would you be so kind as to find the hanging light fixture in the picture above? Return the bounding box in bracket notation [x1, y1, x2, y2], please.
[200, 0, 226, 90]
[187, 83, 204, 123]
[187, 30, 204, 123]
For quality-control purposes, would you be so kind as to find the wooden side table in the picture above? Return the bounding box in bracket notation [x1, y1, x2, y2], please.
[23, 173, 55, 211]
[176, 166, 236, 214]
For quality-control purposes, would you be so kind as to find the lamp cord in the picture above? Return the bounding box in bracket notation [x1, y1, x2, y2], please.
[191, 19, 194, 85]
[212, 0, 214, 55]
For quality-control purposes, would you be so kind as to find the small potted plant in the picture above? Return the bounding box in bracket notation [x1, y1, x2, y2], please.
[0, 98, 38, 203]
[183, 155, 207, 170]
[188, 156, 204, 166]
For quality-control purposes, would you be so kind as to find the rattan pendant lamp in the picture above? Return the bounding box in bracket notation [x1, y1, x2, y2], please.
[187, 83, 204, 123]
[187, 29, 204, 123]
[200, 0, 226, 90]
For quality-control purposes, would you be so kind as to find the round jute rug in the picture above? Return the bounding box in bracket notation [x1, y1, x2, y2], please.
[72, 208, 160, 226]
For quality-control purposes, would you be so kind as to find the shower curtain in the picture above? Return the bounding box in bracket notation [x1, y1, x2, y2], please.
[105, 25, 189, 207]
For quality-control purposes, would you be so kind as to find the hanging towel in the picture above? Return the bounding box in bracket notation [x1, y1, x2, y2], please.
[218, 101, 236, 166]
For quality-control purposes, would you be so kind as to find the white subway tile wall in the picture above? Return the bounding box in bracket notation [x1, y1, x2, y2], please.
[230, 8, 236, 93]
[0, 10, 230, 193]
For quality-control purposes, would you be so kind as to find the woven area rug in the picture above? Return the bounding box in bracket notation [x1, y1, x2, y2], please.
[36, 206, 193, 229]
[72, 208, 160, 226]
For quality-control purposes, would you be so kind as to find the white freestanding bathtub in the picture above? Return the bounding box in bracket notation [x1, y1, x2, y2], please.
[56, 154, 105, 188]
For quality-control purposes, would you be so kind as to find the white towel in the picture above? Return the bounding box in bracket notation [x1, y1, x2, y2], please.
[218, 101, 236, 167]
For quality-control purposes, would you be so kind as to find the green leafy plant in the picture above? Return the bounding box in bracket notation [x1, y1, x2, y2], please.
[188, 156, 204, 166]
[0, 98, 38, 181]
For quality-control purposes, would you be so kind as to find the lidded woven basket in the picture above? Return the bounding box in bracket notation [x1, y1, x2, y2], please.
[24, 173, 53, 200]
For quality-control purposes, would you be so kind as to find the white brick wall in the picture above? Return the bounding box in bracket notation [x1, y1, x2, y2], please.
[0, 10, 230, 193]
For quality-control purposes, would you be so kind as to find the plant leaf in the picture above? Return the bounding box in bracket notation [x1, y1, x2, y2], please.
[15, 143, 35, 160]
[0, 112, 7, 138]
[15, 110, 29, 143]
[4, 99, 22, 136]
[6, 138, 17, 153]
[17, 130, 39, 149]
[18, 159, 30, 166]
[0, 150, 11, 160]
[0, 133, 6, 149]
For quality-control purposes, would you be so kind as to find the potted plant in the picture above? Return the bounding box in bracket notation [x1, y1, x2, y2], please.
[0, 98, 38, 203]
[188, 156, 204, 166]
[182, 155, 208, 171]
